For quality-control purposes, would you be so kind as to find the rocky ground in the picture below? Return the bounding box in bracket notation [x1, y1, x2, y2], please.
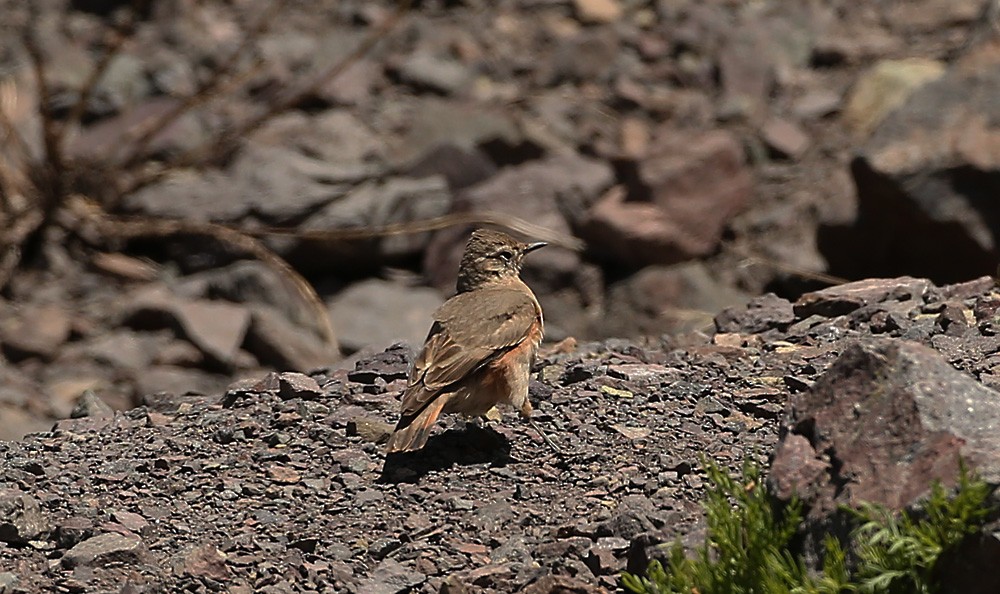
[3, 275, 1000, 593]
[2, 0, 1000, 439]
[3, 1, 1000, 591]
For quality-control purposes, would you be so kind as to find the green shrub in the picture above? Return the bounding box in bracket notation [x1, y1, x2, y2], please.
[621, 459, 992, 594]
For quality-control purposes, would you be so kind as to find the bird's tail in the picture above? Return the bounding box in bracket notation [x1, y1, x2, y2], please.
[386, 393, 452, 454]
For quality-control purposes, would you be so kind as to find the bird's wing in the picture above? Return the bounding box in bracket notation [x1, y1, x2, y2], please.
[399, 286, 538, 418]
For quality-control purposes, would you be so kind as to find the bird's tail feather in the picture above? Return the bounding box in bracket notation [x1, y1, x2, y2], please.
[386, 394, 451, 453]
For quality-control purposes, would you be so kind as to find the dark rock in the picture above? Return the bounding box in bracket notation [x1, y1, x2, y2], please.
[594, 496, 656, 540]
[716, 293, 796, 334]
[821, 43, 1000, 283]
[934, 530, 1000, 594]
[70, 390, 114, 419]
[54, 517, 96, 549]
[245, 305, 338, 372]
[0, 491, 48, 545]
[793, 277, 931, 318]
[348, 344, 413, 384]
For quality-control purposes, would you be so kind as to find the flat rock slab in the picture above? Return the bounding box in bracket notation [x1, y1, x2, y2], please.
[62, 532, 149, 569]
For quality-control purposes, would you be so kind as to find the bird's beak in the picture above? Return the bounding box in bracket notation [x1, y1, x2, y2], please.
[523, 241, 547, 254]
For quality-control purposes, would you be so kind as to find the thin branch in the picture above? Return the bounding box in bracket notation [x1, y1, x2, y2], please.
[65, 196, 336, 347]
[0, 79, 33, 162]
[118, 0, 412, 197]
[58, 0, 143, 155]
[21, 5, 63, 199]
[118, 0, 287, 166]
[223, 0, 412, 147]
[734, 251, 848, 286]
[242, 211, 586, 251]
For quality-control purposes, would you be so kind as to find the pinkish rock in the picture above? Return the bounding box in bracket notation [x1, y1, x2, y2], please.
[0, 304, 72, 361]
[771, 340, 1000, 519]
[760, 117, 810, 160]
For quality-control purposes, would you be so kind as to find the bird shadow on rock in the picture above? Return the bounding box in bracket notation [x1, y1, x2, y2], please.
[378, 423, 513, 484]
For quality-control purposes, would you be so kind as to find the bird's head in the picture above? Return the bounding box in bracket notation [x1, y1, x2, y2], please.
[456, 229, 546, 292]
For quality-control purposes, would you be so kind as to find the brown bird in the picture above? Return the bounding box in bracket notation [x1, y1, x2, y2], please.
[386, 228, 560, 454]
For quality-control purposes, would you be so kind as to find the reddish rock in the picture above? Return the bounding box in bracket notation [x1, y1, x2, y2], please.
[641, 129, 752, 236]
[583, 129, 751, 267]
[771, 340, 1000, 518]
[181, 544, 231, 581]
[581, 187, 694, 267]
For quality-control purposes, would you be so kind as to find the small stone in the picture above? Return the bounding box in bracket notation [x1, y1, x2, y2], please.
[573, 0, 623, 24]
[397, 51, 472, 95]
[267, 466, 301, 484]
[182, 544, 231, 581]
[61, 532, 148, 568]
[89, 252, 160, 281]
[70, 390, 114, 419]
[346, 416, 394, 443]
[356, 558, 425, 594]
[760, 117, 810, 160]
[792, 90, 841, 119]
[111, 510, 148, 533]
[277, 372, 323, 401]
[599, 385, 633, 399]
[611, 425, 651, 440]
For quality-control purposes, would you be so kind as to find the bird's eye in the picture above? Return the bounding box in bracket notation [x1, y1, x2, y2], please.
[497, 250, 513, 262]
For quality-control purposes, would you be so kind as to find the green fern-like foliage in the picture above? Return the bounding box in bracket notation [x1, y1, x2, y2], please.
[621, 458, 842, 594]
[621, 459, 993, 594]
[853, 463, 992, 594]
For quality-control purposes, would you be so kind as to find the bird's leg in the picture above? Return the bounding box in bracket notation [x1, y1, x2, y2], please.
[525, 415, 567, 456]
[519, 401, 566, 456]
